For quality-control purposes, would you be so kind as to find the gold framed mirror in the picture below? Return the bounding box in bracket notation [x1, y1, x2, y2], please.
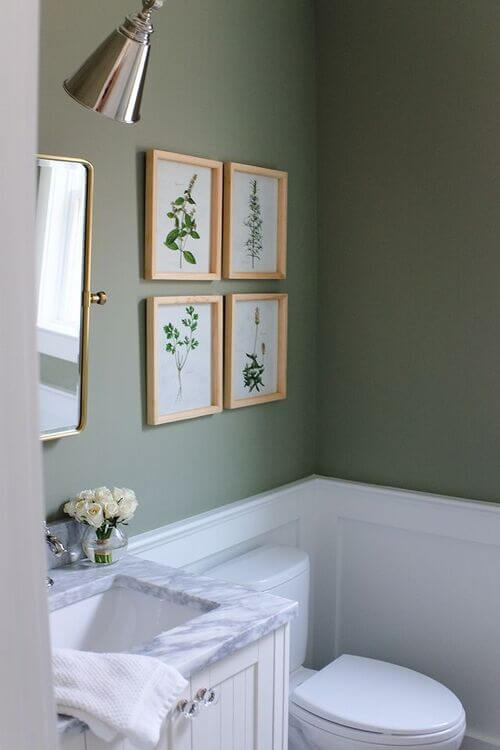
[36, 154, 102, 441]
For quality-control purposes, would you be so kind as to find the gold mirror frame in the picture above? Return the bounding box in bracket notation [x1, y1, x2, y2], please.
[38, 154, 95, 442]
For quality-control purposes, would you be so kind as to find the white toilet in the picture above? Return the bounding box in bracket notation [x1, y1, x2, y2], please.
[208, 545, 466, 750]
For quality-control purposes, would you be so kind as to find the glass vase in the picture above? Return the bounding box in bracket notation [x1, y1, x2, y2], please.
[82, 525, 128, 565]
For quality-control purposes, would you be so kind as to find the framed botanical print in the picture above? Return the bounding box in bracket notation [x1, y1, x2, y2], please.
[223, 162, 288, 279]
[147, 296, 223, 425]
[224, 293, 288, 409]
[145, 150, 223, 280]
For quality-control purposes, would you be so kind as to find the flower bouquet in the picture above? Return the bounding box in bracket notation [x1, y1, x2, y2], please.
[64, 487, 138, 565]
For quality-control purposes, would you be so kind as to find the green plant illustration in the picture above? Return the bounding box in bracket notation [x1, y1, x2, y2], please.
[164, 306, 199, 400]
[243, 306, 266, 392]
[243, 178, 263, 268]
[164, 174, 200, 269]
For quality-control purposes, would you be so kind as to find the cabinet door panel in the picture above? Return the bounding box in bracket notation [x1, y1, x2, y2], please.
[232, 668, 249, 750]
[191, 668, 220, 750]
[192, 663, 257, 750]
[243, 663, 256, 750]
[272, 626, 290, 750]
[189, 631, 283, 750]
[256, 633, 275, 748]
[218, 675, 234, 750]
[162, 683, 192, 750]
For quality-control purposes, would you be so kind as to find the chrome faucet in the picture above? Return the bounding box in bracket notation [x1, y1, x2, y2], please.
[44, 523, 67, 588]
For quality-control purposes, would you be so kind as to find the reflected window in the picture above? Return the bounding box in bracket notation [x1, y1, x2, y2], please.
[36, 160, 85, 361]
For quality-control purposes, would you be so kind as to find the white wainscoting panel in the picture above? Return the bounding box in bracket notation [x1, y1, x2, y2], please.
[316, 478, 500, 750]
[130, 476, 500, 750]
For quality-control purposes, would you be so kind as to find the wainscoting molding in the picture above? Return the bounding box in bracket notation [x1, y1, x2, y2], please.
[130, 476, 500, 750]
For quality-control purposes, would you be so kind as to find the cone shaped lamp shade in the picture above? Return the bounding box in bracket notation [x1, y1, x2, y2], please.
[63, 0, 163, 124]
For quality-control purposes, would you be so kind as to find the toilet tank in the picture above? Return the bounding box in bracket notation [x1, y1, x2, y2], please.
[207, 545, 310, 672]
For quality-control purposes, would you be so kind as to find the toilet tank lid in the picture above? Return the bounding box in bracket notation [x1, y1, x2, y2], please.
[206, 545, 309, 591]
[291, 655, 465, 736]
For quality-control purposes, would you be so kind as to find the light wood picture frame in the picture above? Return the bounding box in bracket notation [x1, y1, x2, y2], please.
[147, 296, 223, 425]
[224, 293, 288, 409]
[223, 162, 288, 279]
[145, 150, 223, 280]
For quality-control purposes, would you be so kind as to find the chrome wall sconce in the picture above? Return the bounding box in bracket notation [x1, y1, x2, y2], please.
[63, 0, 163, 124]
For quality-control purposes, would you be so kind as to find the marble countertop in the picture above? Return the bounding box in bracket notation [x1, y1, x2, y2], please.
[49, 554, 297, 737]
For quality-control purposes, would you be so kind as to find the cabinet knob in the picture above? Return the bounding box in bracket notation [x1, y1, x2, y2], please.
[177, 699, 200, 720]
[90, 291, 108, 305]
[196, 687, 218, 707]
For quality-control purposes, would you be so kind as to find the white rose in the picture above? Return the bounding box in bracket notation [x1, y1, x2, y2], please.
[85, 502, 104, 529]
[111, 487, 124, 503]
[122, 488, 136, 503]
[94, 487, 113, 504]
[78, 489, 96, 502]
[117, 500, 135, 522]
[73, 499, 90, 522]
[117, 490, 138, 522]
[63, 500, 77, 518]
[102, 500, 119, 520]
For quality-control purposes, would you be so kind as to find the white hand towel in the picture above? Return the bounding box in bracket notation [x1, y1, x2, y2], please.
[53, 648, 188, 748]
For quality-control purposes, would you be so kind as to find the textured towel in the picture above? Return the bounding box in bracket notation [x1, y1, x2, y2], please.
[53, 648, 188, 748]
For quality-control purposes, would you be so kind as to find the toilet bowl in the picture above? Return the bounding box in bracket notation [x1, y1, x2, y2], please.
[288, 655, 465, 750]
[207, 546, 466, 750]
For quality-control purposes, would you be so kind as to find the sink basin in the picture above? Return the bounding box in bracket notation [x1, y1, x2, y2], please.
[50, 582, 202, 652]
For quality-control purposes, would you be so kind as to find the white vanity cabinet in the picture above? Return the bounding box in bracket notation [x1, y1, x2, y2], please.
[59, 625, 290, 750]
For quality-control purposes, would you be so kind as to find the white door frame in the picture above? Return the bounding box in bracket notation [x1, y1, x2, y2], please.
[0, 0, 57, 746]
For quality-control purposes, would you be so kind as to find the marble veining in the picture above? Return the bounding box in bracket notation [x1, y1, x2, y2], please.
[49, 554, 297, 737]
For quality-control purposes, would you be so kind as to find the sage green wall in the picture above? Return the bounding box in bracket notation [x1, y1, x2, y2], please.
[43, 0, 496, 526]
[316, 0, 500, 502]
[40, 0, 317, 532]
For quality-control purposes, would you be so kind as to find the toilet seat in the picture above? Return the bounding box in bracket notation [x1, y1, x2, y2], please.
[290, 655, 466, 744]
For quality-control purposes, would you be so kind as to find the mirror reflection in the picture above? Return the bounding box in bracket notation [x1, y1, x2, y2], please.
[36, 156, 92, 439]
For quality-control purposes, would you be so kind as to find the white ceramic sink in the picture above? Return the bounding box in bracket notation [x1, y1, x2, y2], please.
[50, 585, 201, 652]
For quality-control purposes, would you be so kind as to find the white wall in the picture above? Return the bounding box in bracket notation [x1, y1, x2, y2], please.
[131, 476, 500, 750]
[0, 0, 57, 747]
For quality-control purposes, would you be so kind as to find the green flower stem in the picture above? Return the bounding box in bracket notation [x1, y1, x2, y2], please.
[96, 528, 113, 541]
[94, 525, 113, 564]
[244, 179, 263, 268]
[177, 367, 183, 400]
[252, 317, 259, 356]
[94, 552, 112, 564]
